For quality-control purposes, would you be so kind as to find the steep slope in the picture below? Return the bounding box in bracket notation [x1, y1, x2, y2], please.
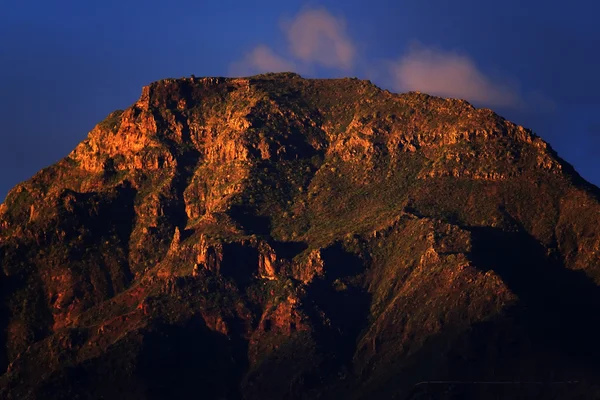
[0, 72, 599, 399]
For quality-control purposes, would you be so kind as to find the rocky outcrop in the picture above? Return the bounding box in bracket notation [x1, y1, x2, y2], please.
[0, 73, 599, 399]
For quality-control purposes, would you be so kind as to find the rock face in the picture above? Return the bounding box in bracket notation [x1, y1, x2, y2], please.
[0, 72, 599, 399]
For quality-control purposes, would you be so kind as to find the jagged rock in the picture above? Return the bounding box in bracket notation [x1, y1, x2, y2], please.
[258, 242, 278, 280]
[0, 73, 599, 399]
[195, 234, 224, 274]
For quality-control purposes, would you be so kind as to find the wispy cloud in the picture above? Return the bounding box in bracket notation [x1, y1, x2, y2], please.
[229, 8, 355, 75]
[229, 45, 296, 76]
[282, 8, 355, 70]
[390, 44, 523, 108]
[229, 8, 553, 112]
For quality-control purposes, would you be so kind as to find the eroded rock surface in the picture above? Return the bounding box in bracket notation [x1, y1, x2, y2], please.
[1, 73, 599, 399]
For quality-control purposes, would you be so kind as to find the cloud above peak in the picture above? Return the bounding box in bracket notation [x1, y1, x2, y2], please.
[230, 45, 296, 76]
[390, 45, 523, 108]
[283, 8, 355, 70]
[229, 8, 545, 111]
[229, 8, 355, 76]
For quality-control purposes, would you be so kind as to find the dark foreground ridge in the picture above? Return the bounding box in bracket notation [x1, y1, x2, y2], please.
[0, 73, 599, 399]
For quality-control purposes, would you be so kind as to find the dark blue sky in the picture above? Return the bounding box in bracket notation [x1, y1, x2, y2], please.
[1, 0, 598, 201]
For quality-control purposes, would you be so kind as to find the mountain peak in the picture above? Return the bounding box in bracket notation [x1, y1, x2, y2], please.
[1, 75, 599, 399]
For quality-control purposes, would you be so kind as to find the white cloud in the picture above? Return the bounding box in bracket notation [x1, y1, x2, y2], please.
[228, 10, 549, 112]
[230, 8, 356, 76]
[390, 44, 523, 108]
[282, 8, 355, 70]
[229, 45, 296, 76]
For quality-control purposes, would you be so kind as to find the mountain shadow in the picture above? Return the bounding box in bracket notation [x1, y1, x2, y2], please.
[468, 225, 600, 371]
[304, 243, 372, 371]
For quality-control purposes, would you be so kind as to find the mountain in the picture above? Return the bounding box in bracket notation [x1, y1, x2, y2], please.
[0, 72, 599, 399]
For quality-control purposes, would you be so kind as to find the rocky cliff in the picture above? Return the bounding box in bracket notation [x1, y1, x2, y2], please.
[0, 73, 599, 399]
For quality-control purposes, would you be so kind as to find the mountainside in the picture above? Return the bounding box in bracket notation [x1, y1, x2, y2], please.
[0, 72, 599, 399]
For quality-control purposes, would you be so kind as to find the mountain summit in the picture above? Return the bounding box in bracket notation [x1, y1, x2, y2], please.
[1, 73, 599, 399]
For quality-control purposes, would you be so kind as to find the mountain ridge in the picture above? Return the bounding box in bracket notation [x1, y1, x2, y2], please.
[0, 73, 599, 399]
